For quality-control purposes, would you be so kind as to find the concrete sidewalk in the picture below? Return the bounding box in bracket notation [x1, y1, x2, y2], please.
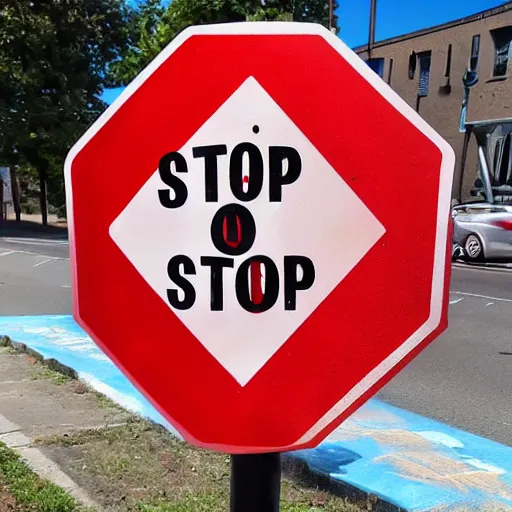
[1, 315, 512, 511]
[0, 345, 130, 508]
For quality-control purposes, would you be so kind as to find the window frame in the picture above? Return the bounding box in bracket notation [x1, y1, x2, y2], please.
[366, 57, 385, 78]
[491, 26, 512, 78]
[470, 35, 480, 72]
[417, 51, 432, 97]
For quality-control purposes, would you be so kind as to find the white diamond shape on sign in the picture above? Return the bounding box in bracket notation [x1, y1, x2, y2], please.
[110, 76, 385, 386]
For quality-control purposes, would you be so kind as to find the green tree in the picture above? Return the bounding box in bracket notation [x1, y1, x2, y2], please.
[111, 0, 339, 86]
[293, 0, 338, 29]
[0, 0, 138, 223]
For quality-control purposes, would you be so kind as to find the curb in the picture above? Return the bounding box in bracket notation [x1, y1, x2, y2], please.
[0, 359, 98, 508]
[453, 260, 512, 272]
[1, 315, 512, 512]
[0, 417, 99, 509]
[0, 336, 78, 380]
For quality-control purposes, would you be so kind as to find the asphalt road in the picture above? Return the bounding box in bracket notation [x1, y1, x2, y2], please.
[0, 234, 511, 446]
[380, 264, 512, 446]
[0, 236, 71, 315]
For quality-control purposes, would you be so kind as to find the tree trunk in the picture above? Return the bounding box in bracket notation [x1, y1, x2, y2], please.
[0, 177, 4, 220]
[38, 160, 49, 226]
[10, 167, 22, 222]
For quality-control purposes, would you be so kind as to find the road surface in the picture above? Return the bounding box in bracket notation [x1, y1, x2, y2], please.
[0, 236, 71, 315]
[380, 263, 512, 447]
[0, 234, 511, 446]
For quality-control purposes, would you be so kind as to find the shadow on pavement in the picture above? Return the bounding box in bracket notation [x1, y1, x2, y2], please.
[0, 219, 68, 239]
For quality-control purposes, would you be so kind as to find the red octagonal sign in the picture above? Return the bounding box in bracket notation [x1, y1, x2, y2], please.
[65, 23, 455, 453]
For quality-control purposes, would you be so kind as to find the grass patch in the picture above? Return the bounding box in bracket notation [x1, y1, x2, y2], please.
[30, 365, 70, 386]
[0, 442, 77, 512]
[0, 343, 73, 386]
[94, 392, 122, 411]
[39, 421, 364, 511]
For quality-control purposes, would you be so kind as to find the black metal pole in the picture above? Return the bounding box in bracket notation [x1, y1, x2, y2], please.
[368, 0, 377, 59]
[230, 453, 281, 512]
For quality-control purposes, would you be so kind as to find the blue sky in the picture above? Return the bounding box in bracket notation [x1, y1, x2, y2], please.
[339, 0, 508, 48]
[102, 0, 509, 104]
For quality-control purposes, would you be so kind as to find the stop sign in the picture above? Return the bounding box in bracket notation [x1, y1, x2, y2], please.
[65, 22, 454, 453]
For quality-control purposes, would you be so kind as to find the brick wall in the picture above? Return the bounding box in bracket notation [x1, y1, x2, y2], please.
[355, 3, 512, 202]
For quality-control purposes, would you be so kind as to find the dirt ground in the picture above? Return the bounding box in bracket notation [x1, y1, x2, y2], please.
[0, 482, 22, 512]
[0, 343, 365, 511]
[38, 421, 364, 511]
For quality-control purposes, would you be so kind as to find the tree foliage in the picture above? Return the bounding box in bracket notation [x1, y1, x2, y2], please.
[0, 0, 137, 220]
[111, 0, 339, 85]
[0, 0, 339, 221]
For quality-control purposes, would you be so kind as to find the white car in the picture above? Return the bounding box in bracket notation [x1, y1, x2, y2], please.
[452, 202, 512, 260]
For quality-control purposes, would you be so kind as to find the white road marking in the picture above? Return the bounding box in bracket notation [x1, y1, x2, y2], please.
[485, 302, 495, 307]
[0, 248, 69, 261]
[1, 237, 68, 246]
[451, 291, 512, 303]
[453, 263, 512, 274]
[449, 298, 464, 305]
[60, 285, 71, 288]
[33, 258, 54, 268]
[0, 251, 14, 257]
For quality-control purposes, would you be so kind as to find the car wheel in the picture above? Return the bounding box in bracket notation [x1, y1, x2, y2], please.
[464, 234, 484, 260]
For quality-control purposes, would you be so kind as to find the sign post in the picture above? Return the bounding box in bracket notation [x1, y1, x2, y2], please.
[227, 267, 283, 511]
[65, 21, 455, 500]
[230, 453, 281, 512]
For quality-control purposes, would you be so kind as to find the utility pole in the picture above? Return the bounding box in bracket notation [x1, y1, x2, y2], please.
[368, 0, 377, 59]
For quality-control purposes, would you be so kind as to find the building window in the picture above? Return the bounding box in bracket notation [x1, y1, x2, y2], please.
[387, 58, 394, 85]
[491, 26, 512, 77]
[408, 51, 417, 79]
[470, 35, 480, 72]
[417, 51, 431, 97]
[439, 44, 452, 95]
[367, 58, 384, 78]
[493, 134, 512, 185]
[444, 44, 452, 77]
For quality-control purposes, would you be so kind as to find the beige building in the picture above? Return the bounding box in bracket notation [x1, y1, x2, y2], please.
[355, 2, 512, 202]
